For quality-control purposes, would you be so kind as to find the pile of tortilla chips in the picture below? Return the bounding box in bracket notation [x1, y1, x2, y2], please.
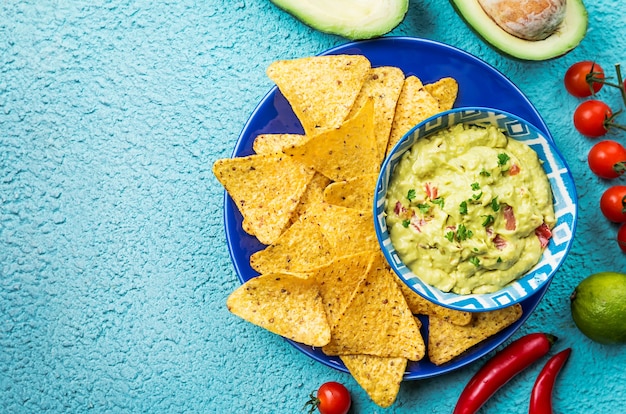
[214, 54, 523, 408]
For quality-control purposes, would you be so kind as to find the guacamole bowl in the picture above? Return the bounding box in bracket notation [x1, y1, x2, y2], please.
[374, 107, 578, 311]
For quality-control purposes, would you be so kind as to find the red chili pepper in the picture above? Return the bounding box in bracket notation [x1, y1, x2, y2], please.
[453, 332, 557, 414]
[528, 348, 572, 414]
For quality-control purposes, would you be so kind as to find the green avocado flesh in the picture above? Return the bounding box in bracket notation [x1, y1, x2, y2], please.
[450, 0, 588, 61]
[270, 0, 409, 40]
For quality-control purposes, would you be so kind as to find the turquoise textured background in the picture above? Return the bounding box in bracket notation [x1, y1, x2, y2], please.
[1, 1, 625, 412]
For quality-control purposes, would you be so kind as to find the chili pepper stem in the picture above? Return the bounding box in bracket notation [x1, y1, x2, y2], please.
[545, 333, 558, 345]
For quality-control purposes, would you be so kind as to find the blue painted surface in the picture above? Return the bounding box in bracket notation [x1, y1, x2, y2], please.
[1, 1, 625, 412]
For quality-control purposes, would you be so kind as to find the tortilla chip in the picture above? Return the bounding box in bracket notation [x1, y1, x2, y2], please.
[322, 253, 425, 361]
[253, 133, 308, 155]
[289, 172, 332, 225]
[424, 77, 459, 111]
[305, 202, 379, 256]
[309, 250, 377, 327]
[348, 67, 405, 165]
[322, 173, 379, 211]
[226, 273, 331, 347]
[341, 354, 407, 408]
[249, 214, 333, 275]
[266, 54, 371, 136]
[396, 279, 472, 326]
[386, 75, 441, 157]
[428, 304, 523, 365]
[212, 153, 314, 245]
[284, 98, 378, 181]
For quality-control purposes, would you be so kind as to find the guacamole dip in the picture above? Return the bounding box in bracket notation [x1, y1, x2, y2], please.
[385, 123, 556, 295]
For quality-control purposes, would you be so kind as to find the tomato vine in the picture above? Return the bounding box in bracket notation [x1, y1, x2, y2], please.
[566, 62, 626, 137]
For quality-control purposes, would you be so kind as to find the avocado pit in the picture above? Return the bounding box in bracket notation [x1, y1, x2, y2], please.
[478, 0, 566, 41]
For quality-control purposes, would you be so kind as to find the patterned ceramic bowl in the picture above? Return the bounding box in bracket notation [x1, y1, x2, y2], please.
[374, 107, 578, 311]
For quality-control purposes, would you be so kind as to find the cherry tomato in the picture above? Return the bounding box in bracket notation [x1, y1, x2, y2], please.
[587, 140, 626, 179]
[618, 223, 626, 253]
[564, 61, 605, 97]
[573, 100, 612, 138]
[600, 185, 626, 223]
[304, 382, 351, 414]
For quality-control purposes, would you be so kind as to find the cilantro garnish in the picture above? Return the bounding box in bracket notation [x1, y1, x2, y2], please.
[445, 224, 474, 243]
[482, 215, 495, 227]
[407, 189, 416, 201]
[431, 197, 445, 208]
[459, 201, 468, 215]
[471, 182, 480, 191]
[491, 197, 500, 212]
[469, 256, 481, 267]
[498, 153, 510, 166]
[417, 203, 431, 214]
[456, 224, 473, 241]
[445, 231, 455, 242]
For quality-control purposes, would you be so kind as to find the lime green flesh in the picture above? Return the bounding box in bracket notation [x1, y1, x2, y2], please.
[570, 272, 626, 345]
[450, 0, 588, 61]
[270, 0, 409, 40]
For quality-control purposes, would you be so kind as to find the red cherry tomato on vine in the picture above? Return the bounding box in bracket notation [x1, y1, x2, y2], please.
[573, 100, 612, 138]
[564, 61, 605, 98]
[587, 140, 626, 179]
[618, 224, 626, 253]
[600, 186, 626, 223]
[304, 382, 351, 414]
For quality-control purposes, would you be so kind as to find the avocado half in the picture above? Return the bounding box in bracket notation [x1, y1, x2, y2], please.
[270, 0, 409, 40]
[450, 0, 588, 61]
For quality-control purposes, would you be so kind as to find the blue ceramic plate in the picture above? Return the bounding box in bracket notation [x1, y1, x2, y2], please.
[375, 108, 578, 312]
[223, 37, 561, 380]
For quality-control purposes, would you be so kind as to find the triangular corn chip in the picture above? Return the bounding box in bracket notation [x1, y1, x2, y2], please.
[249, 214, 333, 275]
[305, 202, 379, 256]
[386, 75, 441, 156]
[226, 273, 331, 347]
[424, 77, 459, 111]
[322, 173, 379, 212]
[341, 354, 407, 408]
[266, 54, 371, 136]
[212, 153, 314, 245]
[289, 172, 331, 225]
[395, 278, 472, 326]
[348, 66, 405, 165]
[322, 254, 425, 361]
[252, 133, 308, 155]
[284, 98, 378, 182]
[428, 304, 523, 365]
[309, 250, 377, 327]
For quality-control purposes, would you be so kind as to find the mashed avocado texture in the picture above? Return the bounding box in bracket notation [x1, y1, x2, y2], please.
[385, 123, 556, 295]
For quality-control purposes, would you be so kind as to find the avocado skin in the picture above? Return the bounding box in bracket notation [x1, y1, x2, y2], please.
[270, 0, 409, 40]
[449, 0, 588, 61]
